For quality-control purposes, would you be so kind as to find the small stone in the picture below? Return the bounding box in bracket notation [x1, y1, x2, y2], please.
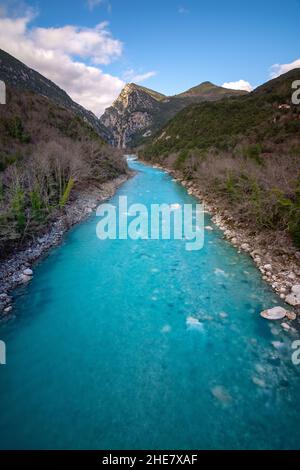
[288, 272, 296, 280]
[205, 226, 213, 231]
[4, 306, 12, 314]
[281, 322, 290, 331]
[264, 264, 272, 271]
[241, 243, 251, 251]
[285, 311, 297, 321]
[23, 268, 33, 276]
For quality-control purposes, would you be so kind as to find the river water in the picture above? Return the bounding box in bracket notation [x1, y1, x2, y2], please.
[0, 158, 299, 449]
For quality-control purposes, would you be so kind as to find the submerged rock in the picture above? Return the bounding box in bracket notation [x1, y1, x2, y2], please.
[272, 341, 285, 350]
[214, 268, 228, 277]
[186, 316, 204, 331]
[254, 363, 265, 374]
[270, 327, 280, 336]
[219, 312, 228, 319]
[211, 386, 232, 404]
[161, 325, 171, 334]
[260, 306, 287, 320]
[252, 376, 266, 388]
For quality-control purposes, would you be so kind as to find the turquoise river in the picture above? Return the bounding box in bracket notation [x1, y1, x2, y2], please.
[0, 158, 300, 449]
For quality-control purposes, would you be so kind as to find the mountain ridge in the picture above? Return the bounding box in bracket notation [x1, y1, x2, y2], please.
[100, 80, 247, 148]
[0, 48, 112, 142]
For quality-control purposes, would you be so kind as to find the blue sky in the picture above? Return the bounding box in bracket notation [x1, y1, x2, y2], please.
[0, 0, 299, 114]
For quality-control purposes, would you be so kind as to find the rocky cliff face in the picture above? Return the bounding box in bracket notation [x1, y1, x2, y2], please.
[100, 82, 247, 148]
[0, 48, 111, 141]
[100, 83, 164, 147]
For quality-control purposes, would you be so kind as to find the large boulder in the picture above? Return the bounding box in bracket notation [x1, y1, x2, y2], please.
[285, 293, 300, 307]
[260, 306, 287, 320]
[292, 285, 300, 295]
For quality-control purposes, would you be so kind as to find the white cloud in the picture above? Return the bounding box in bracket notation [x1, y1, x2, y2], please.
[86, 0, 112, 13]
[178, 6, 189, 14]
[270, 59, 300, 78]
[222, 79, 253, 92]
[123, 69, 157, 83]
[87, 0, 103, 11]
[0, 11, 124, 115]
[31, 22, 122, 65]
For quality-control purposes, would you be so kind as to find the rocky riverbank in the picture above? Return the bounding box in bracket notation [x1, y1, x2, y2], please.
[150, 163, 300, 323]
[0, 174, 131, 318]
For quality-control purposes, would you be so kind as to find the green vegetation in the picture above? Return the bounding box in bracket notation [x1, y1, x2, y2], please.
[5, 117, 31, 143]
[140, 68, 300, 248]
[0, 152, 23, 171]
[59, 177, 75, 208]
[242, 144, 263, 164]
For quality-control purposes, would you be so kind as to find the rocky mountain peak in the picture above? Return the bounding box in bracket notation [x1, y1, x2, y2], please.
[100, 81, 248, 148]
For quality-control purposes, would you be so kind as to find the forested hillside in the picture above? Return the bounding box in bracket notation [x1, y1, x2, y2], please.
[0, 85, 127, 258]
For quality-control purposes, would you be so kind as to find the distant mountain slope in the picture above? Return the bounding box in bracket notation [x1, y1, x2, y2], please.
[142, 68, 300, 158]
[100, 81, 246, 148]
[175, 81, 243, 99]
[0, 48, 112, 141]
[140, 68, 300, 249]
